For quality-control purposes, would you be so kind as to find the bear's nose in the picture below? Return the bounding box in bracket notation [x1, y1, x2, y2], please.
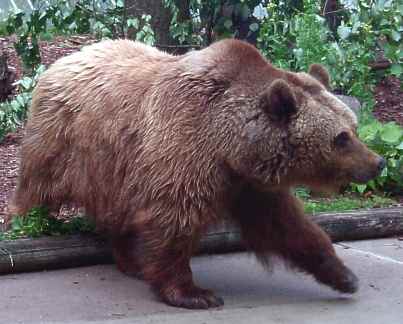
[377, 157, 386, 173]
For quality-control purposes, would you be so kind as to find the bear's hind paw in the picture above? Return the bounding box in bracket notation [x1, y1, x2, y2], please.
[161, 285, 224, 309]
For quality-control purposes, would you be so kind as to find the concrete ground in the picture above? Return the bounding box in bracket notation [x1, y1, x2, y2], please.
[0, 238, 402, 324]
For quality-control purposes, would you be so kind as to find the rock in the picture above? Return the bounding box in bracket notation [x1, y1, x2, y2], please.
[335, 95, 361, 115]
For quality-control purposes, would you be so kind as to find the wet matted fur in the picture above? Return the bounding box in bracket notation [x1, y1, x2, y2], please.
[10, 39, 384, 309]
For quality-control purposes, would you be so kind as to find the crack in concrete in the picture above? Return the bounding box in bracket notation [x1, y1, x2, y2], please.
[336, 243, 403, 265]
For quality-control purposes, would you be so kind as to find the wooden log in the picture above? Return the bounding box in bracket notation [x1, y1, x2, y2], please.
[1, 208, 402, 275]
[0, 234, 113, 274]
[314, 208, 403, 241]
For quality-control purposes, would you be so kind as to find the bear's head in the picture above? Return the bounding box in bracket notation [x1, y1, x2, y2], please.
[233, 63, 384, 192]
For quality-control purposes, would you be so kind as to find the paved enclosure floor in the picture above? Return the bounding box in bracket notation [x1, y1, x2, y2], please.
[0, 238, 402, 324]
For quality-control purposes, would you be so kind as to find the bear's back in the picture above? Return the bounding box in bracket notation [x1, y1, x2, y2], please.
[28, 41, 180, 143]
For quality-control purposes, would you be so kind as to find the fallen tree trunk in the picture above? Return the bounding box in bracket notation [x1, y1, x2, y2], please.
[1, 208, 402, 274]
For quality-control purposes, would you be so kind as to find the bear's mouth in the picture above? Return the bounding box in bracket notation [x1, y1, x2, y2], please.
[349, 169, 380, 184]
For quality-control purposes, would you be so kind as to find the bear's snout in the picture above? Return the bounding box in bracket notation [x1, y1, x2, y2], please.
[377, 157, 386, 174]
[351, 155, 385, 183]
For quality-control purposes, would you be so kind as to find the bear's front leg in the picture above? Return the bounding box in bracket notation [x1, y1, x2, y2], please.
[128, 213, 224, 309]
[233, 186, 358, 294]
[112, 235, 143, 278]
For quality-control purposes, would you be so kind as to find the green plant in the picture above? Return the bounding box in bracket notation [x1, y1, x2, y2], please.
[339, 0, 402, 78]
[303, 194, 395, 214]
[165, 0, 265, 47]
[6, 9, 45, 73]
[0, 19, 7, 36]
[352, 119, 403, 194]
[2, 0, 156, 72]
[129, 14, 156, 45]
[258, 0, 401, 104]
[0, 207, 95, 241]
[257, 1, 295, 69]
[0, 65, 45, 140]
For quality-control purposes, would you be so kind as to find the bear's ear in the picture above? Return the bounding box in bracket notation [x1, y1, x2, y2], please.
[260, 79, 297, 123]
[308, 64, 331, 89]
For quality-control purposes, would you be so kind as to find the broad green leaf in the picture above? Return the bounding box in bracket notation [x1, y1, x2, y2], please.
[391, 30, 401, 42]
[20, 77, 32, 90]
[249, 22, 259, 32]
[356, 184, 367, 194]
[224, 19, 233, 30]
[337, 26, 351, 40]
[127, 18, 139, 29]
[352, 21, 361, 33]
[390, 64, 402, 77]
[359, 123, 381, 142]
[380, 123, 403, 144]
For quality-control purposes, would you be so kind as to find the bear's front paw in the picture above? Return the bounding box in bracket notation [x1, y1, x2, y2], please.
[332, 266, 359, 294]
[316, 260, 359, 294]
[161, 285, 224, 309]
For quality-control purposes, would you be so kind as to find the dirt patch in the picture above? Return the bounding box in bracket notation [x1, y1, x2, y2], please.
[373, 76, 403, 126]
[0, 128, 23, 222]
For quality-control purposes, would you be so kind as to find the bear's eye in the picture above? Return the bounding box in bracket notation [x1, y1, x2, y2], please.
[334, 131, 350, 147]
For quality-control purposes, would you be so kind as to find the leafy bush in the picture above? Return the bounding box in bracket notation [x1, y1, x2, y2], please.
[338, 0, 402, 78]
[164, 0, 265, 47]
[353, 119, 403, 194]
[0, 207, 95, 240]
[258, 0, 402, 103]
[4, 0, 155, 72]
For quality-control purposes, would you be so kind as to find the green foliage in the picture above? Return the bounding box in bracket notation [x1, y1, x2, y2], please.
[339, 0, 403, 78]
[3, 0, 155, 72]
[164, 0, 265, 46]
[0, 65, 45, 141]
[0, 207, 95, 241]
[130, 15, 156, 45]
[352, 119, 403, 194]
[258, 0, 402, 102]
[6, 9, 45, 72]
[303, 194, 395, 214]
[0, 19, 8, 36]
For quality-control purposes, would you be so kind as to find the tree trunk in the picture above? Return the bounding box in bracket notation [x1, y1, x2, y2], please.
[125, 0, 190, 54]
[323, 0, 342, 35]
[0, 53, 15, 102]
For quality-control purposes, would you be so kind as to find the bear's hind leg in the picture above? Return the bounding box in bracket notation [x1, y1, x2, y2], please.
[130, 209, 224, 309]
[232, 186, 358, 294]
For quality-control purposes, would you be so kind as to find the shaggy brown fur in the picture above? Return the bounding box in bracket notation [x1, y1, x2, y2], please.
[10, 39, 384, 309]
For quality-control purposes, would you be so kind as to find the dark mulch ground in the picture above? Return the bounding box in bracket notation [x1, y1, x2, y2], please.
[0, 129, 23, 223]
[0, 35, 402, 222]
[373, 76, 403, 126]
[1, 35, 97, 80]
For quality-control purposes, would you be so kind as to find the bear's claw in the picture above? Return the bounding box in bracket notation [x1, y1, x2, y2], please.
[161, 286, 224, 309]
[316, 259, 359, 294]
[334, 267, 359, 294]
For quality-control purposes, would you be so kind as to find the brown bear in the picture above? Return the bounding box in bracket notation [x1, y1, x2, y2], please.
[10, 39, 384, 309]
